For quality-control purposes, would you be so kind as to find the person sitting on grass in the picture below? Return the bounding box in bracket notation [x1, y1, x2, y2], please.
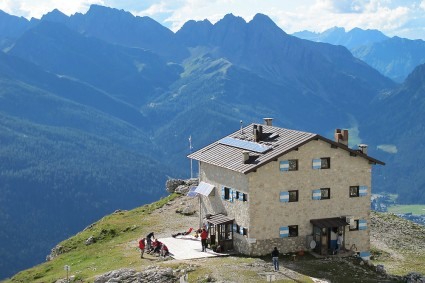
[160, 244, 169, 257]
[152, 239, 163, 255]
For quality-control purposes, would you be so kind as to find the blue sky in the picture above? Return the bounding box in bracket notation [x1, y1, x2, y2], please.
[1, 0, 425, 39]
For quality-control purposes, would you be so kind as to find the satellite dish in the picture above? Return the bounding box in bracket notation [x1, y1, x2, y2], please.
[309, 240, 316, 249]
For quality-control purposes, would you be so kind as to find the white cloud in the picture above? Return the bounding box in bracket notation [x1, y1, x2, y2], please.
[1, 0, 425, 39]
[377, 144, 398, 154]
[134, 2, 171, 17]
[0, 0, 104, 19]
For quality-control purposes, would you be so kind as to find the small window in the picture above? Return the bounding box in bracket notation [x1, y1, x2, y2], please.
[242, 227, 248, 236]
[224, 187, 230, 200]
[235, 191, 240, 200]
[350, 186, 359, 197]
[288, 225, 298, 237]
[321, 157, 330, 169]
[321, 188, 330, 199]
[280, 159, 298, 171]
[243, 193, 248, 202]
[234, 224, 240, 233]
[288, 190, 299, 202]
[288, 160, 298, 171]
[349, 219, 359, 231]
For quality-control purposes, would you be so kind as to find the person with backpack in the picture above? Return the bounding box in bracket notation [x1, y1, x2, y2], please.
[146, 232, 154, 254]
[138, 238, 146, 258]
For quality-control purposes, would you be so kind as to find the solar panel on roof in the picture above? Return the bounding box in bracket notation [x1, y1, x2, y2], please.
[186, 186, 198, 197]
[218, 137, 271, 153]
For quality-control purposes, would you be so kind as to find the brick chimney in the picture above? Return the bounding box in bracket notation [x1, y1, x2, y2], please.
[253, 125, 260, 142]
[334, 129, 349, 146]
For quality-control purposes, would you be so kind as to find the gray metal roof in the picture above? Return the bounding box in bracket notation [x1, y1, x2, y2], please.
[188, 123, 384, 174]
[310, 217, 349, 228]
[206, 214, 234, 225]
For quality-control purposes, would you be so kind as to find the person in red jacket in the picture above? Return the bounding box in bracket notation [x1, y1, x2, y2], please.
[138, 238, 145, 258]
[200, 228, 208, 252]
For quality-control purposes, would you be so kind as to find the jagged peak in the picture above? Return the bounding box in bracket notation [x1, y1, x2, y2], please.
[86, 4, 133, 18]
[41, 8, 69, 22]
[181, 19, 212, 28]
[249, 13, 286, 34]
[215, 13, 246, 26]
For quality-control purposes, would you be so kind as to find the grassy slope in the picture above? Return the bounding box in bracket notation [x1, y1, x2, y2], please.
[6, 194, 181, 283]
[5, 196, 424, 283]
[387, 205, 425, 215]
[370, 212, 425, 276]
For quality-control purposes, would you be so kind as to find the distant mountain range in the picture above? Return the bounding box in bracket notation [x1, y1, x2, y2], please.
[0, 4, 424, 279]
[293, 27, 425, 82]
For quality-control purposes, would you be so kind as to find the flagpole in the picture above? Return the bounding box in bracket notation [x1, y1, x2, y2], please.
[189, 135, 193, 179]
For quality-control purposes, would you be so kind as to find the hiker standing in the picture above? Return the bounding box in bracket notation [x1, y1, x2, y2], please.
[337, 233, 343, 253]
[138, 238, 145, 258]
[200, 228, 208, 252]
[271, 247, 279, 271]
[146, 232, 154, 253]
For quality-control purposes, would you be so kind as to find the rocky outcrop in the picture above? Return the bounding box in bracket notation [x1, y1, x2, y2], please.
[404, 272, 425, 283]
[166, 178, 198, 194]
[46, 245, 66, 261]
[94, 267, 178, 283]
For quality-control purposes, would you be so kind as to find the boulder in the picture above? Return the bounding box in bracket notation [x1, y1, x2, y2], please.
[85, 236, 96, 246]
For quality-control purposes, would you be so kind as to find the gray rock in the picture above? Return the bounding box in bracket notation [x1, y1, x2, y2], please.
[404, 272, 425, 283]
[166, 179, 186, 193]
[85, 236, 96, 246]
[95, 267, 178, 283]
[376, 264, 386, 274]
[46, 245, 65, 261]
[166, 178, 199, 194]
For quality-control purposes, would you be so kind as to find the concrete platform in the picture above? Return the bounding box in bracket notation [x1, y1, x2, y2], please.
[160, 236, 227, 260]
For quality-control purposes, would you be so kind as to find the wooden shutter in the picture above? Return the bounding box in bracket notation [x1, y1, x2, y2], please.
[280, 160, 289, 171]
[359, 186, 368, 197]
[279, 226, 289, 238]
[312, 159, 321, 169]
[239, 192, 244, 201]
[239, 226, 244, 235]
[312, 189, 321, 200]
[359, 219, 367, 230]
[280, 191, 289, 202]
[221, 186, 225, 200]
[230, 189, 234, 202]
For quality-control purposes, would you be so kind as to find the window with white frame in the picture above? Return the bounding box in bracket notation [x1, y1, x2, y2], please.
[312, 157, 330, 169]
[280, 159, 298, 171]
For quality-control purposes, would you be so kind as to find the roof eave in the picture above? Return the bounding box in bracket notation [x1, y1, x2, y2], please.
[316, 135, 385, 165]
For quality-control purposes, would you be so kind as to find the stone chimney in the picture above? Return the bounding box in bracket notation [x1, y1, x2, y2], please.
[253, 125, 260, 142]
[334, 129, 349, 146]
[358, 144, 368, 155]
[263, 118, 273, 126]
[242, 151, 250, 164]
